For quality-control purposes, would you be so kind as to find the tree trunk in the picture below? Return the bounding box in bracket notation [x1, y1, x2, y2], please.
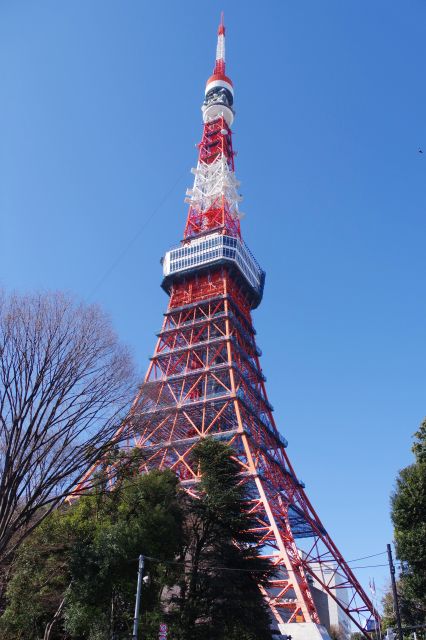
[43, 594, 67, 640]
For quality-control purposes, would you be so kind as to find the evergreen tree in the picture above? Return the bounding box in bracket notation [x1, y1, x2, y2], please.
[170, 438, 274, 640]
[0, 467, 182, 640]
[389, 419, 426, 628]
[1, 441, 276, 639]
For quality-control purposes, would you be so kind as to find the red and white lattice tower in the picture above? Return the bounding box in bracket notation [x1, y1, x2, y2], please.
[77, 16, 379, 639]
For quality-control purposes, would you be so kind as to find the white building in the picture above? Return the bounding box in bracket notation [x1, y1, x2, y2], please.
[306, 562, 352, 640]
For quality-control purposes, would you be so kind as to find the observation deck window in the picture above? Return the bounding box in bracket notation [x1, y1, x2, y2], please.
[163, 232, 264, 303]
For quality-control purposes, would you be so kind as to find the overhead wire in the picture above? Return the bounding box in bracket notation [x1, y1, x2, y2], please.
[137, 554, 394, 574]
[345, 551, 387, 563]
[86, 169, 187, 301]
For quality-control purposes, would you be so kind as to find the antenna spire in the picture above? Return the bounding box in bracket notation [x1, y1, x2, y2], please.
[203, 13, 234, 127]
[214, 12, 226, 75]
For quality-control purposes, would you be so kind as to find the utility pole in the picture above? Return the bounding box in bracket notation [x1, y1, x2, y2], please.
[132, 555, 145, 640]
[387, 543, 403, 640]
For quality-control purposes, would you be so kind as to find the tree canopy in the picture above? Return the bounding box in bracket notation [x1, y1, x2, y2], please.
[0, 466, 182, 640]
[169, 438, 274, 640]
[0, 439, 274, 640]
[0, 291, 136, 562]
[387, 419, 426, 629]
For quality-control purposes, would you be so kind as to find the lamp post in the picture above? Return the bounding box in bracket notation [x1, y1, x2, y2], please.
[132, 555, 145, 640]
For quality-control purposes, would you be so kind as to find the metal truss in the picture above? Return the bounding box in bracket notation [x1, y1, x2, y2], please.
[184, 116, 241, 240]
[73, 18, 380, 637]
[114, 270, 379, 635]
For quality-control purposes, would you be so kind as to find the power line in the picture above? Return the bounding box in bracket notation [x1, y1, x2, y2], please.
[346, 551, 387, 563]
[138, 555, 396, 575]
[86, 170, 186, 301]
[349, 563, 389, 570]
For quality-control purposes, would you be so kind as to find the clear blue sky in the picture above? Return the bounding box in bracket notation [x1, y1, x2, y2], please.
[1, 0, 425, 605]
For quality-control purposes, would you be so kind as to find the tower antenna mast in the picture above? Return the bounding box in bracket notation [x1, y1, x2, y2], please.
[73, 16, 381, 639]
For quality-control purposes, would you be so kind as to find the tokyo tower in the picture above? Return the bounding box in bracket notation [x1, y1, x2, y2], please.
[77, 15, 379, 640]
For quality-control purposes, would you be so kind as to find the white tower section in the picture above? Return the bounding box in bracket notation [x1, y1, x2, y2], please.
[216, 31, 225, 64]
[185, 156, 242, 222]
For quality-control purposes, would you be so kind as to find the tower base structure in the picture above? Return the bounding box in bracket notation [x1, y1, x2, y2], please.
[278, 623, 331, 640]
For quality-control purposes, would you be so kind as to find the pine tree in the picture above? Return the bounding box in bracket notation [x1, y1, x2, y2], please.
[170, 438, 274, 640]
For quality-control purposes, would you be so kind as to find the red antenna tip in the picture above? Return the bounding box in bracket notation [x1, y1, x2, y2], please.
[218, 11, 225, 35]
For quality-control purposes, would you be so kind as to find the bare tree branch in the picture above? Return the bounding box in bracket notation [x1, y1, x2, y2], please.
[0, 291, 136, 562]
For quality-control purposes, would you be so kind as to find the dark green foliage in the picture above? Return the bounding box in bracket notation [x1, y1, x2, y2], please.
[64, 469, 182, 639]
[0, 440, 274, 640]
[381, 580, 426, 638]
[412, 419, 426, 464]
[389, 419, 426, 629]
[169, 438, 274, 640]
[0, 509, 73, 639]
[0, 468, 182, 640]
[380, 589, 396, 632]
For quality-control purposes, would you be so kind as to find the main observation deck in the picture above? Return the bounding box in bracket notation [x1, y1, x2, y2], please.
[161, 232, 265, 308]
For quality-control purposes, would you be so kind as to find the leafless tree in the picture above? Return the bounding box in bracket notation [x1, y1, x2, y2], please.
[0, 290, 136, 562]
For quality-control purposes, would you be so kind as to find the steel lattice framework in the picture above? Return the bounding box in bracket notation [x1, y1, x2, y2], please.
[75, 16, 380, 637]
